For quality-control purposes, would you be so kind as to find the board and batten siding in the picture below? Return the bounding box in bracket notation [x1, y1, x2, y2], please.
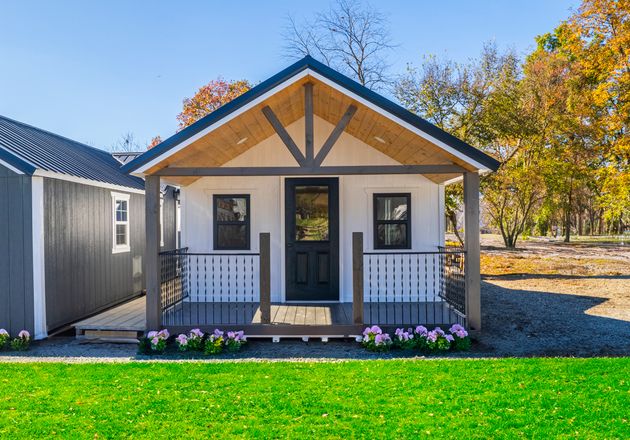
[0, 165, 34, 336]
[180, 116, 445, 303]
[42, 178, 177, 331]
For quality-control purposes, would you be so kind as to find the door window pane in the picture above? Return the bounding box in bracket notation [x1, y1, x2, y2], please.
[295, 185, 329, 241]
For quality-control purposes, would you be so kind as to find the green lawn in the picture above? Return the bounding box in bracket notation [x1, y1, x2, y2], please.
[0, 358, 628, 438]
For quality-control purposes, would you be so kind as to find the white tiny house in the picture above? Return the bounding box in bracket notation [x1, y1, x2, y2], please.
[125, 56, 499, 336]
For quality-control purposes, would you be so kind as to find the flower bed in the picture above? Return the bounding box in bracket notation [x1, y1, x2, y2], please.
[361, 324, 471, 354]
[139, 328, 247, 355]
[0, 329, 31, 351]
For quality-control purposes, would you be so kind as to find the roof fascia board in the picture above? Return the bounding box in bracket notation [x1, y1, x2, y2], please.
[33, 169, 145, 194]
[306, 70, 490, 171]
[133, 69, 311, 175]
[0, 145, 36, 174]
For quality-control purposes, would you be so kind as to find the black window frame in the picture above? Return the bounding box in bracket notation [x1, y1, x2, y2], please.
[373, 193, 411, 250]
[213, 194, 251, 250]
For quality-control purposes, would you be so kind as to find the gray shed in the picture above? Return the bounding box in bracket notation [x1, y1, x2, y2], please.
[0, 115, 177, 338]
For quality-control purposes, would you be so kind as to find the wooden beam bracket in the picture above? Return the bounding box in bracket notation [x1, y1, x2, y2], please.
[261, 105, 307, 167]
[314, 105, 357, 166]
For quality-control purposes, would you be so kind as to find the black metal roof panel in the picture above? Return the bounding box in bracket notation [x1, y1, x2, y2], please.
[123, 55, 500, 174]
[0, 115, 145, 190]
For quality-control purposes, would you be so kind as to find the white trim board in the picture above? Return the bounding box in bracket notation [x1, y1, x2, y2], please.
[134, 68, 489, 175]
[31, 176, 47, 340]
[111, 192, 131, 254]
[34, 169, 145, 194]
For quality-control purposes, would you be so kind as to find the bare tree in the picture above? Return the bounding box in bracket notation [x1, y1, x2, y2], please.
[109, 132, 143, 153]
[284, 0, 395, 89]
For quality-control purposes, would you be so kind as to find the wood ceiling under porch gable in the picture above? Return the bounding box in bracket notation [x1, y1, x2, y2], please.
[146, 75, 479, 186]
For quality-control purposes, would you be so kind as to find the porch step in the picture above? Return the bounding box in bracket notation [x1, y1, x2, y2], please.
[76, 329, 142, 343]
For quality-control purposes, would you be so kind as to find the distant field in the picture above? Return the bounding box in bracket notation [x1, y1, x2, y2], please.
[0, 359, 628, 438]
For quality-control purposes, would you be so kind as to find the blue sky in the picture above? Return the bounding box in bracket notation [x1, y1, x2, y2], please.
[0, 0, 579, 149]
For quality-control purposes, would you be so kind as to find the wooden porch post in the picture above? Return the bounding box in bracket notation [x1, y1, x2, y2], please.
[352, 232, 364, 325]
[463, 171, 481, 330]
[259, 232, 271, 324]
[145, 175, 161, 330]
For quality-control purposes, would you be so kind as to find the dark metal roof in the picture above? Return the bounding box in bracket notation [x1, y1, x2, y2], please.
[0, 115, 145, 190]
[123, 55, 500, 174]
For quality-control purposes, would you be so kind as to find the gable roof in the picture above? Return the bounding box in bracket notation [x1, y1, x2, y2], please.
[0, 115, 144, 190]
[122, 55, 500, 174]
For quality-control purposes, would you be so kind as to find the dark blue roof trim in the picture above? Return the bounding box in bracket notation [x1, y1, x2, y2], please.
[123, 56, 500, 173]
[0, 145, 37, 174]
[0, 115, 145, 190]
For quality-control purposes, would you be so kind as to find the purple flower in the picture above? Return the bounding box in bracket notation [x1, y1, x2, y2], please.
[427, 331, 438, 343]
[213, 329, 224, 337]
[415, 325, 428, 336]
[236, 331, 245, 341]
[445, 334, 454, 342]
[176, 334, 188, 345]
[158, 329, 170, 339]
[190, 328, 204, 338]
[18, 330, 30, 340]
[449, 324, 465, 333]
[433, 327, 445, 336]
[0, 329, 8, 337]
[147, 331, 158, 339]
[374, 333, 391, 345]
[151, 337, 160, 345]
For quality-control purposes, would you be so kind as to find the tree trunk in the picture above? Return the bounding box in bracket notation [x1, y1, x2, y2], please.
[578, 211, 583, 236]
[448, 211, 464, 246]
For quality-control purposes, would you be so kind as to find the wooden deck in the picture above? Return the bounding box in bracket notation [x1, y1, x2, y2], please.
[74, 297, 461, 339]
[74, 297, 145, 340]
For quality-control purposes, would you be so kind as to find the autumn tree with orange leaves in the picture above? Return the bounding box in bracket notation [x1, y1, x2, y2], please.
[176, 78, 252, 129]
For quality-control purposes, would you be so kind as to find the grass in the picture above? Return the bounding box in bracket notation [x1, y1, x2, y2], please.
[0, 359, 628, 438]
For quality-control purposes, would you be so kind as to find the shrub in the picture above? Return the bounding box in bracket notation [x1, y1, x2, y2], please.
[0, 329, 9, 349]
[449, 324, 471, 351]
[225, 331, 247, 353]
[204, 330, 224, 355]
[426, 327, 451, 352]
[175, 334, 189, 351]
[187, 328, 205, 351]
[139, 329, 170, 354]
[393, 328, 415, 350]
[10, 330, 30, 351]
[362, 325, 392, 352]
[176, 328, 205, 352]
[413, 325, 429, 351]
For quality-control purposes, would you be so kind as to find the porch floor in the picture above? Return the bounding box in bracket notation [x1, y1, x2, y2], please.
[74, 297, 461, 339]
[163, 301, 460, 327]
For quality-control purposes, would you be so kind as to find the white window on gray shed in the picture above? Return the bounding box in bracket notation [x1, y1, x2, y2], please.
[112, 192, 131, 253]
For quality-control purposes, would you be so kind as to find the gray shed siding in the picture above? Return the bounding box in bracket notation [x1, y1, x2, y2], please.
[0, 165, 34, 335]
[43, 178, 177, 331]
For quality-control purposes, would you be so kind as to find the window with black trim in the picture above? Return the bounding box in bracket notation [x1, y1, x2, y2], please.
[373, 193, 411, 249]
[213, 195, 250, 250]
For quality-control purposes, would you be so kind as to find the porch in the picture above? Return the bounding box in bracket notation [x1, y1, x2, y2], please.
[156, 233, 466, 336]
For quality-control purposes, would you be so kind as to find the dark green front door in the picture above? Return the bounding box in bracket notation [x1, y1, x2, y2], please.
[285, 178, 339, 301]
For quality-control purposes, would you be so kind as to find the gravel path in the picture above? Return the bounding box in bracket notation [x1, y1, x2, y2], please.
[2, 238, 628, 363]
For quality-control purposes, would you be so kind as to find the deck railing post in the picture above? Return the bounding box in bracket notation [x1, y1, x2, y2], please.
[352, 232, 364, 325]
[259, 232, 271, 324]
[145, 175, 161, 331]
[463, 171, 481, 331]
